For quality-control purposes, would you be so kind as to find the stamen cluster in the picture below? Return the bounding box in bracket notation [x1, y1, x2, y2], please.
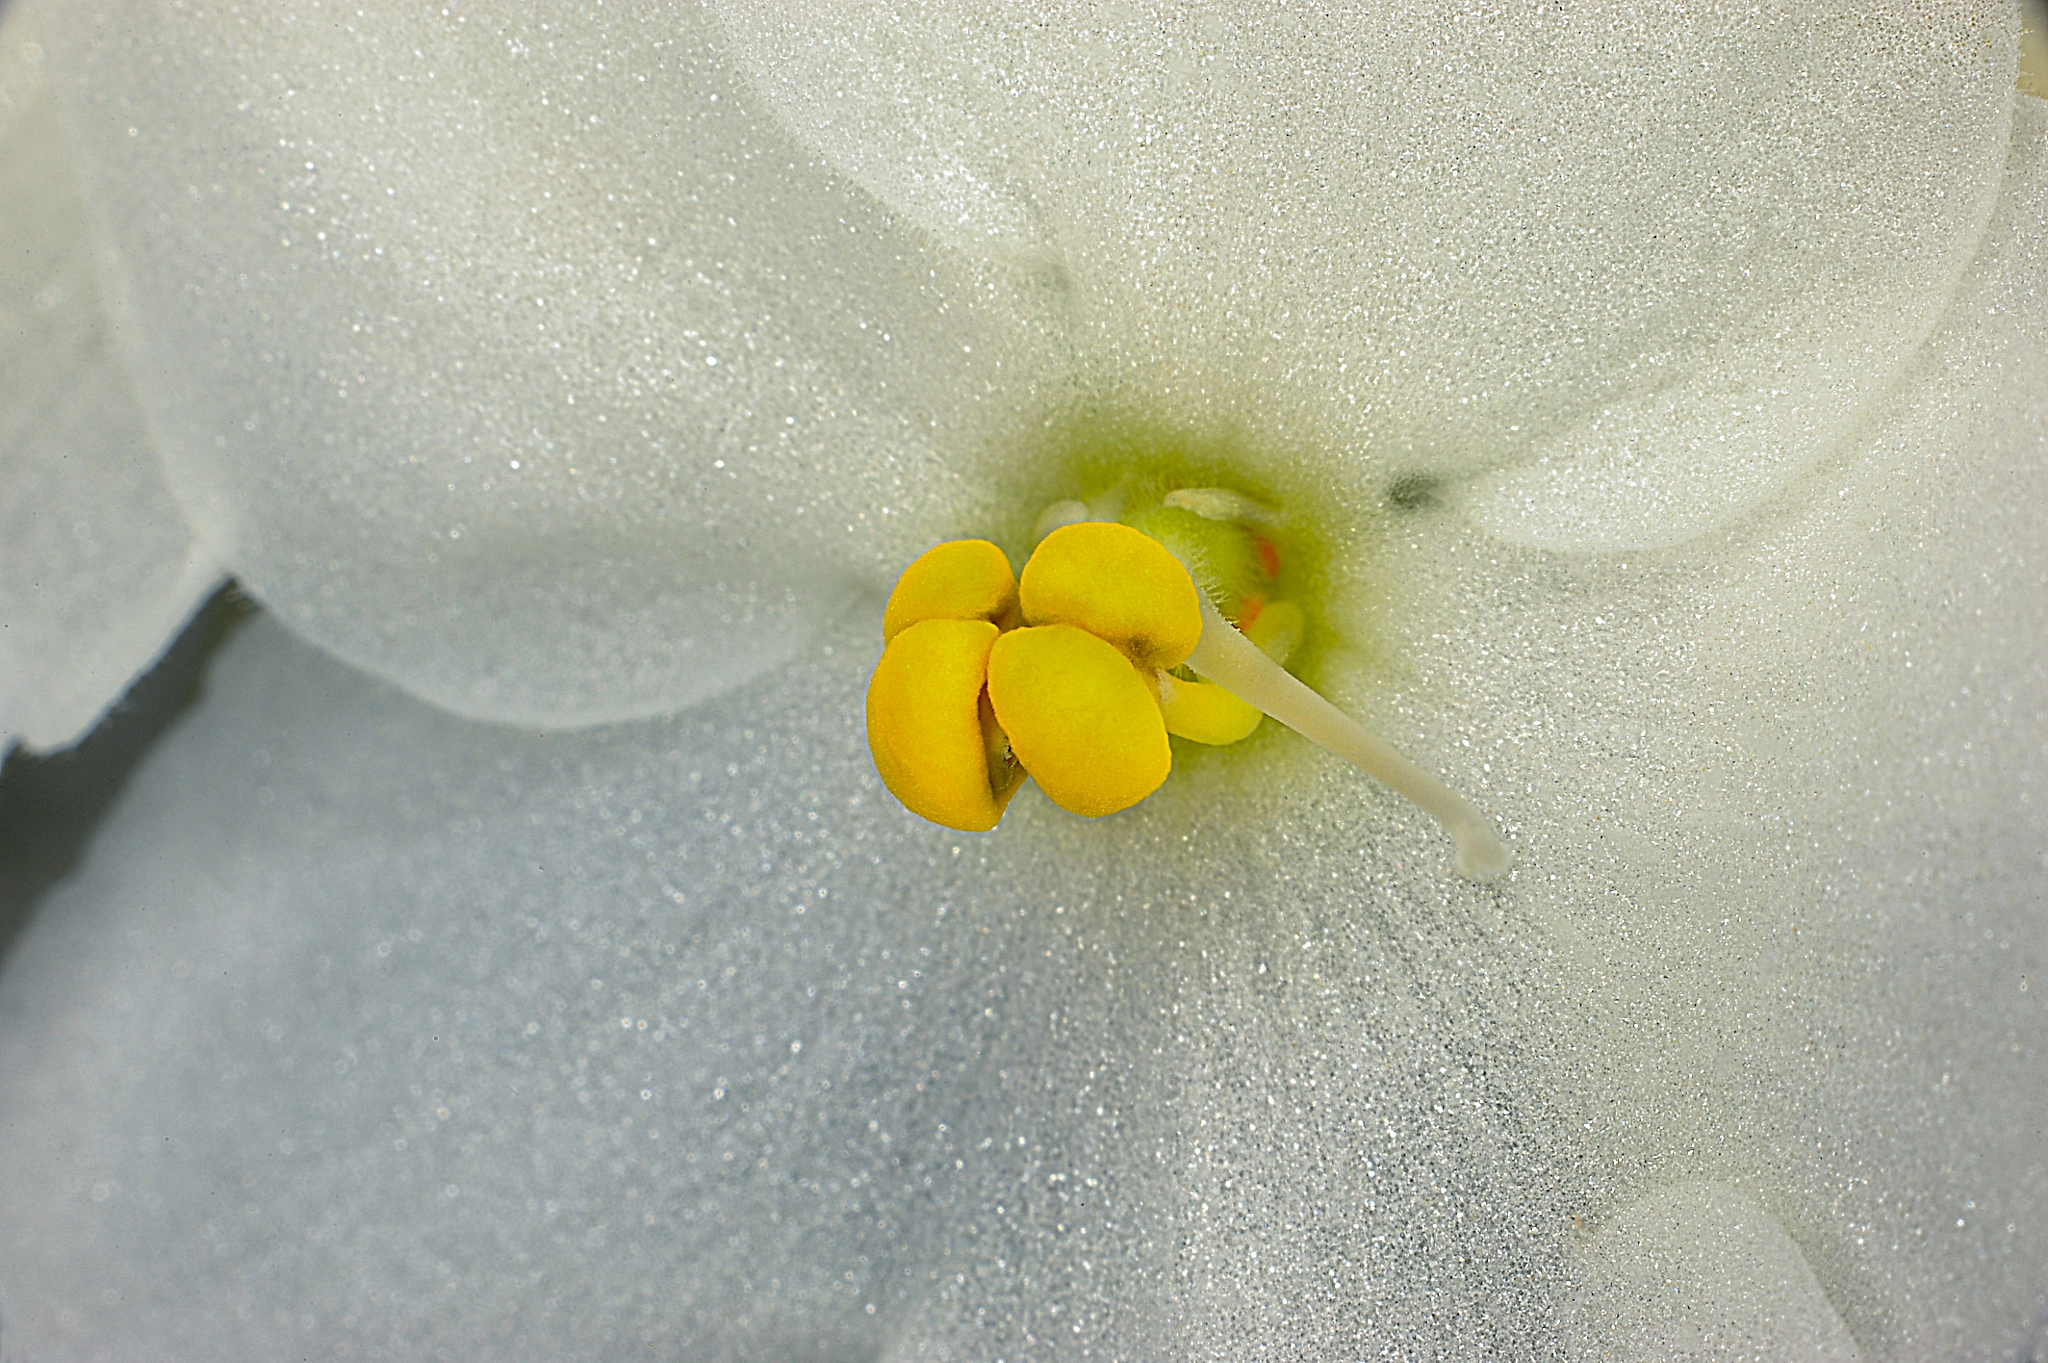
[865, 497, 1511, 881]
[866, 522, 1267, 830]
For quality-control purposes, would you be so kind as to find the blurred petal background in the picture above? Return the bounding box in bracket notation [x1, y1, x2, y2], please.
[3, 3, 2046, 1359]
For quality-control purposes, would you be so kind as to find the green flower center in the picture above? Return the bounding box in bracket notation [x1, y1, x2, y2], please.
[865, 473, 1511, 882]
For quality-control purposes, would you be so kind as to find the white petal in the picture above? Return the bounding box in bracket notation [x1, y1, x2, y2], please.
[1378, 95, 2048, 1355]
[0, 613, 1562, 1357]
[5, 109, 2046, 1339]
[3, 19, 2044, 1362]
[715, 2, 2020, 547]
[37, 4, 1071, 727]
[1565, 1184, 1863, 1362]
[0, 10, 219, 756]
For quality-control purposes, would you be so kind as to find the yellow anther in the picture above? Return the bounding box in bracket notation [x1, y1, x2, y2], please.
[865, 618, 1023, 832]
[1018, 522, 1203, 670]
[1161, 597, 1306, 743]
[863, 486, 1509, 878]
[987, 624, 1171, 818]
[882, 539, 1021, 643]
[1160, 674, 1264, 746]
[868, 520, 1302, 830]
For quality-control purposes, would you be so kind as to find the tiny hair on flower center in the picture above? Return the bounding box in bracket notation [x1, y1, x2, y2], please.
[864, 481, 1511, 881]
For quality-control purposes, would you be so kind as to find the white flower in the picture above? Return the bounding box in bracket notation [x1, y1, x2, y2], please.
[2, 2, 2044, 1358]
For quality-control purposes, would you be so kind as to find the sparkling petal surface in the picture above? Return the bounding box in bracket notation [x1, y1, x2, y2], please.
[0, 101, 2042, 1357]
[714, 1, 2020, 550]
[1565, 1183, 1864, 1361]
[33, 4, 2029, 729]
[0, 10, 218, 755]
[38, 2, 1071, 726]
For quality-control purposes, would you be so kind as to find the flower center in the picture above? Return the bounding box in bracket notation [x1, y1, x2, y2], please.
[864, 486, 1511, 881]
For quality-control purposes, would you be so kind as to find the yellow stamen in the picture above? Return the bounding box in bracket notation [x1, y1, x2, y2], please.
[881, 538, 1021, 644]
[867, 541, 1029, 831]
[1159, 673, 1265, 746]
[862, 492, 1510, 880]
[865, 617, 1022, 832]
[1157, 597, 1307, 744]
[1018, 522, 1202, 671]
[986, 624, 1172, 817]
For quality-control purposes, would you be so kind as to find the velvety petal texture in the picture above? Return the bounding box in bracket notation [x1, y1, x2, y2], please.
[1, 94, 2043, 1358]
[39, 1, 1070, 726]
[1565, 1184, 1865, 1361]
[6, 1, 2047, 1357]
[34, 2, 2028, 730]
[714, 1, 2021, 550]
[0, 9, 219, 755]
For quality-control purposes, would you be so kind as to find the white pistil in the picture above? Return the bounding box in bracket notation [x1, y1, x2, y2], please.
[1184, 594, 1512, 882]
